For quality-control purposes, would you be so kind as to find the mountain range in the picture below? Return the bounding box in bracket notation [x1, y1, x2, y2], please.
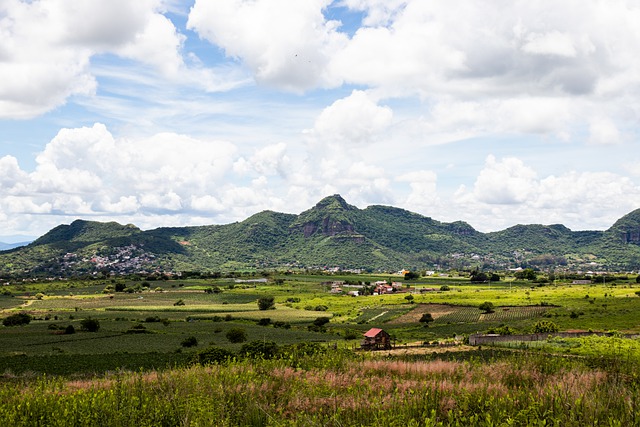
[1, 194, 639, 277]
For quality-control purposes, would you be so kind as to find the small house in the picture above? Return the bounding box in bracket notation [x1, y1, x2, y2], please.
[361, 328, 391, 350]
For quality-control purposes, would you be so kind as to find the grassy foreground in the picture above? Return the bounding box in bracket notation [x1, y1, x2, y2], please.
[1, 349, 639, 426]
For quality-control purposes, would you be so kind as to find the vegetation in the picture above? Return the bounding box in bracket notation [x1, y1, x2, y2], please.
[2, 312, 32, 327]
[2, 271, 640, 424]
[2, 195, 640, 275]
[257, 296, 275, 310]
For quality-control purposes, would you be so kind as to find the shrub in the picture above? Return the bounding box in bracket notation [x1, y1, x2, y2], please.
[404, 294, 414, 303]
[273, 321, 291, 329]
[257, 296, 275, 310]
[240, 340, 278, 359]
[64, 325, 75, 335]
[419, 313, 434, 324]
[439, 285, 450, 291]
[193, 347, 234, 365]
[257, 318, 271, 326]
[3, 312, 32, 327]
[314, 305, 328, 311]
[174, 299, 185, 306]
[478, 301, 495, 313]
[487, 325, 515, 335]
[126, 324, 149, 334]
[532, 320, 559, 333]
[226, 327, 247, 343]
[313, 317, 331, 327]
[80, 318, 100, 332]
[344, 329, 360, 340]
[181, 336, 198, 347]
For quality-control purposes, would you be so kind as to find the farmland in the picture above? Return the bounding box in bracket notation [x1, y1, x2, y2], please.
[1, 271, 640, 425]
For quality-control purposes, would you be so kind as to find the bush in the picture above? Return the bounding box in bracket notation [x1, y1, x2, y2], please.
[181, 336, 198, 347]
[314, 305, 328, 311]
[273, 321, 291, 329]
[419, 313, 434, 324]
[532, 320, 559, 333]
[226, 327, 247, 343]
[257, 296, 275, 310]
[257, 318, 271, 326]
[344, 329, 360, 340]
[174, 299, 185, 306]
[487, 325, 515, 335]
[3, 313, 32, 327]
[240, 340, 278, 359]
[80, 318, 100, 332]
[64, 325, 75, 335]
[439, 285, 450, 291]
[193, 347, 234, 365]
[478, 301, 495, 313]
[313, 317, 331, 327]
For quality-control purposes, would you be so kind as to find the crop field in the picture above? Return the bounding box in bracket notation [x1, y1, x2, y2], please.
[2, 272, 640, 425]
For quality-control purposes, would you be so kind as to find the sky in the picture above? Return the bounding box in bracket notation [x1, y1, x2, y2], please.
[1, 0, 640, 241]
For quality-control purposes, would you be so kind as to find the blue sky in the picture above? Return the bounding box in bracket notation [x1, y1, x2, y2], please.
[1, 0, 639, 240]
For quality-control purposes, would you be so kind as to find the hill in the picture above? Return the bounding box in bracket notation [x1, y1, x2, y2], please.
[1, 195, 639, 276]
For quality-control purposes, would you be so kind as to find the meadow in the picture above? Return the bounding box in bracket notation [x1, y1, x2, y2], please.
[1, 272, 640, 425]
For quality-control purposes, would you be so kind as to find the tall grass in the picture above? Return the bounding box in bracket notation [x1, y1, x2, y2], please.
[1, 350, 638, 426]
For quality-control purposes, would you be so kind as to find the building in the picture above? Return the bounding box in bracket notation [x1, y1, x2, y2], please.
[361, 328, 392, 350]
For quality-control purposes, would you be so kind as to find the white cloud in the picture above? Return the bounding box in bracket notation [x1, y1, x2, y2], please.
[588, 117, 621, 145]
[450, 156, 640, 231]
[311, 90, 393, 144]
[187, 0, 348, 91]
[0, 0, 185, 118]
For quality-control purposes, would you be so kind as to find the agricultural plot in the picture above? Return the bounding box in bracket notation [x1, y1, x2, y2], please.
[353, 305, 415, 324]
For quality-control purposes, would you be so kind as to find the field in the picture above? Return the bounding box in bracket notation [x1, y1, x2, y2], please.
[2, 272, 640, 425]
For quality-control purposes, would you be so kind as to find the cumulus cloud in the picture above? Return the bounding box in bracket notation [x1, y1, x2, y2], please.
[311, 90, 393, 144]
[0, 0, 185, 118]
[187, 0, 347, 91]
[450, 156, 640, 231]
[471, 156, 538, 205]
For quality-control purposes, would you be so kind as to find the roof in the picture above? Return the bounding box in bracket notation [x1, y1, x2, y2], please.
[364, 328, 385, 338]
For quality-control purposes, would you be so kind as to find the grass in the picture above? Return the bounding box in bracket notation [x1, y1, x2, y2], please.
[1, 349, 639, 426]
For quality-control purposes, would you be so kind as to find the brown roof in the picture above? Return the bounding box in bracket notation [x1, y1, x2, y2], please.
[364, 328, 385, 337]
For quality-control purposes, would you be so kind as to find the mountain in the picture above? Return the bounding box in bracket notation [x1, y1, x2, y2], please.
[1, 195, 639, 277]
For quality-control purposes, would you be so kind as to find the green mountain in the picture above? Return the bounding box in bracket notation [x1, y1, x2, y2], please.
[1, 195, 639, 277]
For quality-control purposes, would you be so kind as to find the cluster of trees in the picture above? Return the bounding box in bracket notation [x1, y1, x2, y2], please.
[469, 269, 501, 283]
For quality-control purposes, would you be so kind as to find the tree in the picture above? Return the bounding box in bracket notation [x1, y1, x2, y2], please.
[419, 313, 434, 326]
[515, 268, 537, 281]
[2, 312, 32, 327]
[470, 270, 488, 283]
[257, 296, 275, 311]
[532, 320, 559, 333]
[80, 318, 100, 332]
[404, 271, 420, 280]
[404, 294, 415, 303]
[478, 301, 494, 313]
[636, 274, 640, 283]
[226, 327, 247, 343]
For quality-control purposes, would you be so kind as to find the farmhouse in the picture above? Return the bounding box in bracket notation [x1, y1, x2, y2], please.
[361, 328, 392, 350]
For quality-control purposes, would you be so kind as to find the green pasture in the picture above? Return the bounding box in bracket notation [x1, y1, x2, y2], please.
[2, 273, 640, 376]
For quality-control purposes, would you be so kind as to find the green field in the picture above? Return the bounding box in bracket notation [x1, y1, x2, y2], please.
[2, 272, 640, 425]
